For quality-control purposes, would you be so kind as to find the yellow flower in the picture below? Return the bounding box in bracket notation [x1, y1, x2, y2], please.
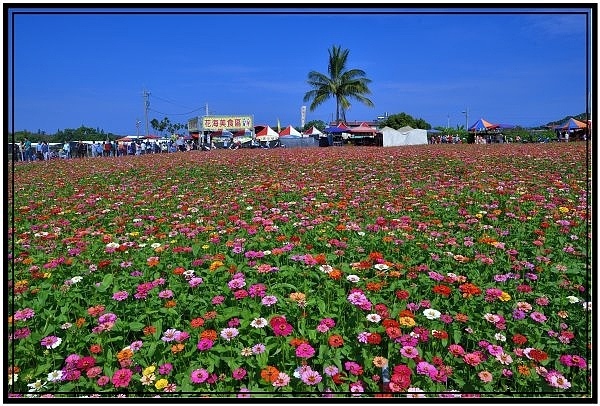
[155, 378, 168, 390]
[558, 206, 569, 213]
[128, 231, 139, 237]
[499, 291, 511, 301]
[142, 365, 156, 376]
[202, 244, 210, 250]
[43, 272, 52, 279]
[289, 292, 306, 302]
[399, 316, 416, 327]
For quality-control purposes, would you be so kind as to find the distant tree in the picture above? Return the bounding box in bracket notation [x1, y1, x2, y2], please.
[377, 112, 431, 130]
[302, 119, 327, 132]
[303, 45, 374, 124]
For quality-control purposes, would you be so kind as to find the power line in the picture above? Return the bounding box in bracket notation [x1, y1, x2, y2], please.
[148, 107, 204, 116]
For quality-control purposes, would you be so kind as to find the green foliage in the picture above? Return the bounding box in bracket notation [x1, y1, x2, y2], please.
[377, 112, 432, 130]
[302, 119, 327, 132]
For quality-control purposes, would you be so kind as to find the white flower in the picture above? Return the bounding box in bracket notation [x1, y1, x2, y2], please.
[423, 309, 441, 320]
[183, 269, 195, 278]
[150, 243, 161, 249]
[27, 379, 47, 392]
[70, 276, 83, 284]
[319, 265, 333, 274]
[105, 242, 120, 249]
[494, 333, 506, 342]
[373, 263, 389, 271]
[8, 373, 18, 385]
[262, 250, 271, 256]
[366, 313, 382, 323]
[47, 370, 63, 382]
[132, 218, 142, 223]
[346, 275, 360, 283]
[566, 296, 580, 304]
[250, 317, 268, 328]
[357, 231, 365, 236]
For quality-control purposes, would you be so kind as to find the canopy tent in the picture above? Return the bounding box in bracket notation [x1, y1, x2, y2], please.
[279, 125, 303, 138]
[303, 126, 323, 137]
[469, 118, 499, 132]
[233, 129, 253, 137]
[559, 118, 587, 130]
[349, 122, 377, 134]
[255, 125, 279, 141]
[324, 122, 350, 134]
[380, 126, 428, 147]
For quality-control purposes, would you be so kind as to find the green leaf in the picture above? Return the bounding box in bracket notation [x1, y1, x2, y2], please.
[128, 321, 145, 331]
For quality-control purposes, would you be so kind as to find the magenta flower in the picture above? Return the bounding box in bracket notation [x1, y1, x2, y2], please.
[111, 368, 133, 388]
[295, 343, 315, 358]
[197, 338, 214, 351]
[112, 291, 129, 301]
[232, 368, 247, 380]
[190, 368, 209, 384]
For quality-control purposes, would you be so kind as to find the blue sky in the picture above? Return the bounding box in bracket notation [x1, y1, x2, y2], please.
[8, 6, 593, 135]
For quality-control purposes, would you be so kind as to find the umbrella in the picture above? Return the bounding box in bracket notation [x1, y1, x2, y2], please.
[469, 118, 499, 131]
[559, 118, 587, 130]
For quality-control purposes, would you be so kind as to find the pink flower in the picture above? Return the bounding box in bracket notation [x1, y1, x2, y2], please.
[232, 368, 247, 380]
[112, 291, 129, 301]
[478, 370, 493, 383]
[111, 368, 133, 388]
[190, 368, 209, 384]
[295, 343, 316, 358]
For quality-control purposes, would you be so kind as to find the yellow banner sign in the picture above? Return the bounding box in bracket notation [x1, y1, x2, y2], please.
[202, 115, 253, 131]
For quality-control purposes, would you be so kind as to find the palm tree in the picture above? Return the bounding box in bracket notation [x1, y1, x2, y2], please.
[303, 45, 374, 124]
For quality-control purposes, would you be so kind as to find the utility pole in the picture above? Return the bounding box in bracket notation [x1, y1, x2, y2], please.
[143, 90, 151, 137]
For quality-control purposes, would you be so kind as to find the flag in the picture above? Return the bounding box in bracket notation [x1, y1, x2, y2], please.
[277, 118, 281, 133]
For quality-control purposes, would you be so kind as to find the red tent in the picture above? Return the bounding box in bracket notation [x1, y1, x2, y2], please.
[349, 122, 377, 134]
[279, 125, 303, 137]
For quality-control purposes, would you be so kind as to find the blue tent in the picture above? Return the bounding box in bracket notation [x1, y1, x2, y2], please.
[324, 125, 345, 134]
[469, 118, 499, 132]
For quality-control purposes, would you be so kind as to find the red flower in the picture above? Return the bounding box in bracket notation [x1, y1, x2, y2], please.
[367, 332, 382, 345]
[395, 290, 410, 300]
[432, 284, 452, 297]
[512, 333, 527, 346]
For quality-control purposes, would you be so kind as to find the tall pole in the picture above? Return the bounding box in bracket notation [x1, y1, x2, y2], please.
[143, 90, 151, 137]
[462, 107, 469, 132]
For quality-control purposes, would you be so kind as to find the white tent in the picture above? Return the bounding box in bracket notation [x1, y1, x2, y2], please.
[279, 125, 303, 138]
[380, 126, 428, 147]
[303, 126, 324, 138]
[255, 125, 280, 142]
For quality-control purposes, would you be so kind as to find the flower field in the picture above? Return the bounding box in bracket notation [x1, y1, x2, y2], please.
[7, 143, 592, 398]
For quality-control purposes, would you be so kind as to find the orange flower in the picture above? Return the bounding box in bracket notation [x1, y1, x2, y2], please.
[454, 313, 469, 323]
[201, 329, 218, 341]
[314, 253, 327, 265]
[75, 317, 86, 328]
[90, 344, 102, 354]
[290, 337, 308, 347]
[209, 261, 223, 272]
[398, 309, 415, 319]
[147, 256, 159, 267]
[143, 325, 157, 336]
[399, 317, 416, 327]
[117, 348, 134, 361]
[328, 334, 344, 348]
[382, 235, 393, 243]
[22, 257, 34, 265]
[190, 317, 205, 328]
[366, 282, 385, 292]
[164, 300, 176, 308]
[173, 267, 185, 275]
[329, 269, 342, 280]
[517, 365, 530, 376]
[171, 343, 185, 354]
[289, 292, 306, 302]
[335, 224, 347, 231]
[204, 311, 217, 320]
[369, 252, 385, 262]
[260, 366, 280, 383]
[459, 283, 482, 298]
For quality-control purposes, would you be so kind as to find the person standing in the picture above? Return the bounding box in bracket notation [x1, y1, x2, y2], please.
[41, 141, 49, 160]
